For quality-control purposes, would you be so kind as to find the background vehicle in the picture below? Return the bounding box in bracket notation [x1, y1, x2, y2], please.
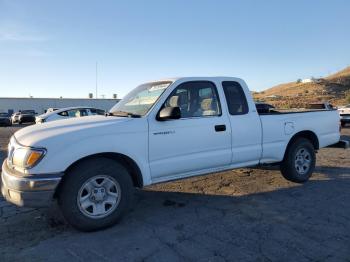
[1, 77, 346, 231]
[11, 112, 20, 124]
[18, 110, 36, 124]
[255, 102, 276, 114]
[338, 104, 350, 127]
[36, 107, 105, 123]
[0, 113, 12, 126]
[45, 108, 59, 113]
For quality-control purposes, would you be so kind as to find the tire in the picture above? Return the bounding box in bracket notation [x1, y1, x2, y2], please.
[280, 138, 316, 183]
[58, 157, 134, 231]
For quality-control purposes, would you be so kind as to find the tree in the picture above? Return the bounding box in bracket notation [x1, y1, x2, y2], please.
[296, 79, 302, 83]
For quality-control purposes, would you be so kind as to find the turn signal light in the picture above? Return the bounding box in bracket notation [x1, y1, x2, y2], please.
[26, 151, 44, 167]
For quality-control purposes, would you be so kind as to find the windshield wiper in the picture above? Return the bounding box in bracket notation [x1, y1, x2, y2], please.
[108, 111, 141, 118]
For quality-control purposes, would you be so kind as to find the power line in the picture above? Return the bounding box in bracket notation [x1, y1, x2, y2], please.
[95, 62, 98, 99]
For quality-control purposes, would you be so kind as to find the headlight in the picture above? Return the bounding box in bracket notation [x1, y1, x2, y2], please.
[12, 147, 46, 169]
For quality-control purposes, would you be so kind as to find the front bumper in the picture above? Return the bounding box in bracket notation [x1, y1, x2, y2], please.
[1, 160, 63, 207]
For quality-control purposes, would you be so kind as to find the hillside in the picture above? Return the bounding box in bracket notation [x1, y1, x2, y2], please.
[254, 67, 350, 108]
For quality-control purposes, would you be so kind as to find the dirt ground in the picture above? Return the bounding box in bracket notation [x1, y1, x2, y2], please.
[0, 125, 349, 261]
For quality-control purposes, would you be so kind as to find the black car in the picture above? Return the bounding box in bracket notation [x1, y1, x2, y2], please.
[0, 113, 12, 126]
[18, 110, 36, 124]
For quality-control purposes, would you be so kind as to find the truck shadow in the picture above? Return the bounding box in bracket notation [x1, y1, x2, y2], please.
[2, 168, 350, 261]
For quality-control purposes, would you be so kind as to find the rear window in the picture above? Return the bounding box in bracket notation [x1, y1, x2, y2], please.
[222, 81, 249, 115]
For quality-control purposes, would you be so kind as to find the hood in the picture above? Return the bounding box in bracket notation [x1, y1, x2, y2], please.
[14, 115, 133, 147]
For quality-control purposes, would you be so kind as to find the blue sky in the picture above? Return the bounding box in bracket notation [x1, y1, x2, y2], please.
[1, 0, 349, 98]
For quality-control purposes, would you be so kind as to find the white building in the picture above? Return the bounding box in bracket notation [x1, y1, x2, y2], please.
[301, 78, 315, 83]
[0, 97, 120, 115]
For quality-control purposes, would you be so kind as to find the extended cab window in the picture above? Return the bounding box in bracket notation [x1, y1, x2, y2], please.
[222, 81, 249, 115]
[164, 81, 221, 118]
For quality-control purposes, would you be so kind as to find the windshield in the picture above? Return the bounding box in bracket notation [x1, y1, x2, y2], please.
[109, 81, 172, 116]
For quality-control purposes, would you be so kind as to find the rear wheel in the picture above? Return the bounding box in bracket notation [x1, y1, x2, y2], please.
[58, 157, 134, 231]
[280, 138, 316, 183]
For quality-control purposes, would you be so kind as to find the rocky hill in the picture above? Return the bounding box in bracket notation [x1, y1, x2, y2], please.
[254, 67, 350, 108]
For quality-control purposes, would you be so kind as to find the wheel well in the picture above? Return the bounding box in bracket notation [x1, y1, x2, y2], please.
[64, 153, 144, 188]
[285, 131, 319, 156]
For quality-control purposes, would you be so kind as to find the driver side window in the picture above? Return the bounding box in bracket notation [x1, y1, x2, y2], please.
[164, 81, 221, 118]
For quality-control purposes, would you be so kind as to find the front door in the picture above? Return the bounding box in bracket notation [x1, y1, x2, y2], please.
[148, 81, 232, 180]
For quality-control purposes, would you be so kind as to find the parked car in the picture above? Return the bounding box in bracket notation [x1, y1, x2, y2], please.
[255, 102, 276, 114]
[1, 77, 347, 231]
[36, 107, 105, 123]
[11, 112, 21, 124]
[18, 110, 36, 124]
[0, 113, 12, 126]
[45, 108, 59, 113]
[338, 104, 350, 127]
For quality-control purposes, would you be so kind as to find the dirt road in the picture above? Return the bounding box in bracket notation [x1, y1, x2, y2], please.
[0, 126, 349, 261]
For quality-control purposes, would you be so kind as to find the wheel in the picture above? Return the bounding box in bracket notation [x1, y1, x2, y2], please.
[58, 157, 134, 231]
[280, 138, 316, 183]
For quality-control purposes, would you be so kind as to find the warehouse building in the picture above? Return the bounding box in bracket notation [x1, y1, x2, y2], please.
[0, 97, 120, 115]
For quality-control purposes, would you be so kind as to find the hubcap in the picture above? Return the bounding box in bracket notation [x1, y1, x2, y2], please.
[77, 175, 121, 219]
[294, 148, 311, 175]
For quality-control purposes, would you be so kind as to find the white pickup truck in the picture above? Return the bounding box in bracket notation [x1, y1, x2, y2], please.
[1, 77, 346, 231]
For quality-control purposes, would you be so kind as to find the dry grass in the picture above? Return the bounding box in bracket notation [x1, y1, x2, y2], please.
[254, 67, 350, 108]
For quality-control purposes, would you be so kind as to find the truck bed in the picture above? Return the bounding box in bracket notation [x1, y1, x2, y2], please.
[258, 109, 340, 164]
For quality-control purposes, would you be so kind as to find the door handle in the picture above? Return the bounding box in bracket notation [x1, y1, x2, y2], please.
[215, 124, 226, 132]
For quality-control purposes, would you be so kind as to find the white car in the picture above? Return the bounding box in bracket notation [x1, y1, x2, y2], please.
[35, 107, 105, 123]
[1, 77, 347, 231]
[338, 105, 350, 127]
[11, 112, 21, 124]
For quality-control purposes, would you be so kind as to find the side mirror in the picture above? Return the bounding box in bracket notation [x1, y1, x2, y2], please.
[157, 107, 181, 121]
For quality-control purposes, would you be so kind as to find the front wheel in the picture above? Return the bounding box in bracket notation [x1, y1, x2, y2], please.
[58, 157, 134, 231]
[280, 138, 316, 183]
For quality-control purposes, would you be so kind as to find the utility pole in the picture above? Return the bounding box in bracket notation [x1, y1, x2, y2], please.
[95, 62, 98, 99]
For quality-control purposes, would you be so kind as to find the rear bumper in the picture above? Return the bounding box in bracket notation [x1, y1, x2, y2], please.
[19, 117, 35, 123]
[0, 119, 11, 126]
[1, 160, 63, 207]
